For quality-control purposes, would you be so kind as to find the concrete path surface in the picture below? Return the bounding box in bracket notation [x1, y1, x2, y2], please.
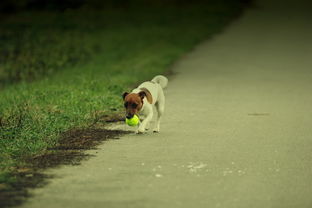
[22, 0, 312, 207]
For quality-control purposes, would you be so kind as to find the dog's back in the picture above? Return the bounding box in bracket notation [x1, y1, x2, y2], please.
[133, 75, 168, 105]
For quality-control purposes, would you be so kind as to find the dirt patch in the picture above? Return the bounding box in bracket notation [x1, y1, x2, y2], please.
[0, 127, 130, 208]
[0, 171, 50, 208]
[51, 128, 124, 150]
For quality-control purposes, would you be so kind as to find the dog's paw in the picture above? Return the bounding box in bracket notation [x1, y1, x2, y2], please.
[153, 128, 160, 133]
[137, 128, 146, 134]
[145, 124, 150, 131]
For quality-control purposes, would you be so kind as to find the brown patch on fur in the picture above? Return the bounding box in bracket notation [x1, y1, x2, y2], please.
[123, 93, 143, 117]
[139, 88, 153, 104]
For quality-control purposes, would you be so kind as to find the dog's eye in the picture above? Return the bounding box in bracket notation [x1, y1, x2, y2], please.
[124, 102, 128, 108]
[132, 103, 138, 108]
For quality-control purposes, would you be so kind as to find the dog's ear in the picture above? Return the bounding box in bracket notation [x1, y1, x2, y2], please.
[138, 91, 146, 100]
[122, 92, 129, 100]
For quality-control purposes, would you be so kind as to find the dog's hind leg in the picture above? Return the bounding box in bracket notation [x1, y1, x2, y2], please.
[145, 122, 150, 131]
[153, 91, 165, 133]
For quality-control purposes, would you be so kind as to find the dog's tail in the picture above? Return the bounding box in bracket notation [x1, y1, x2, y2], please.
[152, 75, 168, 89]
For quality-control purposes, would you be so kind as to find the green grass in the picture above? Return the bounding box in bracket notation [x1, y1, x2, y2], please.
[0, 1, 248, 178]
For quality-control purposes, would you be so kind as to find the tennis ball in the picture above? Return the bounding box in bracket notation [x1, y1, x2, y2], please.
[125, 114, 140, 126]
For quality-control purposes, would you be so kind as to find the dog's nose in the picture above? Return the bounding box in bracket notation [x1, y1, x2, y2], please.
[126, 114, 133, 119]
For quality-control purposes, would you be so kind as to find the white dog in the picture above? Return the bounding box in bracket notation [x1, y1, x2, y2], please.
[122, 75, 168, 133]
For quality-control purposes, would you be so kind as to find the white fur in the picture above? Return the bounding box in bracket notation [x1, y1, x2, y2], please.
[132, 75, 168, 133]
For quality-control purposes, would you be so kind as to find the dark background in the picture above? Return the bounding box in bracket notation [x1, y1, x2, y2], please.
[0, 0, 250, 13]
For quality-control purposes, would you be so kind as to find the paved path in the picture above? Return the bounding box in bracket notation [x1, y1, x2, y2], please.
[22, 0, 312, 207]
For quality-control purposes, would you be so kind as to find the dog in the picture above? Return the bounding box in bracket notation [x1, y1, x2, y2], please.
[122, 75, 168, 134]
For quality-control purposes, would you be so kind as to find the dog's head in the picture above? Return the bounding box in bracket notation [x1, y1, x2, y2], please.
[122, 91, 146, 119]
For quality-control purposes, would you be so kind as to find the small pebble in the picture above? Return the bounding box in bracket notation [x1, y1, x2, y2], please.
[155, 174, 163, 178]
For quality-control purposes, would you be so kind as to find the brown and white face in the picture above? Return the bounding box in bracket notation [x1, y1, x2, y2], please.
[122, 92, 146, 119]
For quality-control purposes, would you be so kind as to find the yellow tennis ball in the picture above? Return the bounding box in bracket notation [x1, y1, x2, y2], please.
[125, 114, 139, 126]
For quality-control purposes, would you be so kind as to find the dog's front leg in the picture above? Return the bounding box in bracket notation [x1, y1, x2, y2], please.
[137, 107, 153, 134]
